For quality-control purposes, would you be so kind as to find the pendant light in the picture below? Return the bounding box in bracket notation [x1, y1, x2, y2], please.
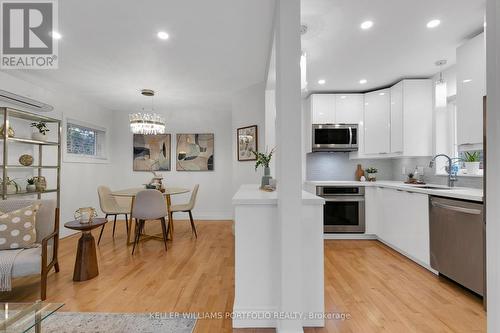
[129, 89, 166, 135]
[435, 60, 447, 108]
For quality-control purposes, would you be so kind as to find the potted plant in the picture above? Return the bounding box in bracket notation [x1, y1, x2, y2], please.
[463, 152, 481, 175]
[30, 121, 50, 141]
[26, 177, 36, 193]
[251, 147, 276, 188]
[365, 167, 378, 182]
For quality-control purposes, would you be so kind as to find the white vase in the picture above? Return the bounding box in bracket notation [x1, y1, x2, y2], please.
[31, 132, 47, 141]
[464, 162, 480, 175]
[26, 184, 36, 193]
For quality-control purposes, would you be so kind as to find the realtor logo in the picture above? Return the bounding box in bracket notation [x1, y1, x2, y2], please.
[0, 0, 58, 69]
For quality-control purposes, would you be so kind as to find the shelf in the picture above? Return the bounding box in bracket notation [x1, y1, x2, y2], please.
[1, 137, 60, 146]
[0, 107, 60, 123]
[3, 189, 58, 197]
[2, 165, 59, 169]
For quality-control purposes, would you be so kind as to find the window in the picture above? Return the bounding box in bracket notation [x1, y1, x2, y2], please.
[65, 120, 108, 162]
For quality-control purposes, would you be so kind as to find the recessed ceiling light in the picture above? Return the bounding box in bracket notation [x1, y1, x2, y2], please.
[379, 92, 385, 96]
[157, 31, 169, 40]
[340, 96, 347, 99]
[359, 79, 367, 84]
[463, 79, 472, 83]
[427, 19, 441, 29]
[360, 21, 374, 30]
[50, 31, 62, 40]
[318, 79, 326, 85]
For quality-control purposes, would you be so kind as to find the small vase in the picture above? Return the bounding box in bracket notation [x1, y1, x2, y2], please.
[367, 172, 377, 182]
[464, 162, 480, 175]
[32, 132, 47, 141]
[26, 184, 36, 193]
[261, 167, 272, 188]
[355, 164, 364, 181]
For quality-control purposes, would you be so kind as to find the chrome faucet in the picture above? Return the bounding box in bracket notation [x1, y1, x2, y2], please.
[429, 154, 457, 187]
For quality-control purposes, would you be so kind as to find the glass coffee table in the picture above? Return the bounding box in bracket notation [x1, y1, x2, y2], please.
[0, 301, 64, 332]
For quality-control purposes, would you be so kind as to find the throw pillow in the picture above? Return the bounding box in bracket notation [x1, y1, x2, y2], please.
[0, 204, 39, 250]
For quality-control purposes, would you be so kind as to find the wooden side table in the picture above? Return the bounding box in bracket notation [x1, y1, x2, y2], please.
[64, 218, 107, 282]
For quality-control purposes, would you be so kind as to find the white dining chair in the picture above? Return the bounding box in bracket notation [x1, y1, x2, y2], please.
[131, 189, 169, 254]
[97, 186, 130, 244]
[170, 184, 199, 238]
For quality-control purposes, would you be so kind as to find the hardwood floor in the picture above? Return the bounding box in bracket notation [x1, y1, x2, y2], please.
[1, 221, 485, 332]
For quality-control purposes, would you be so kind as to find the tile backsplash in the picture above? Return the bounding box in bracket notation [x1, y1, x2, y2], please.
[306, 154, 484, 189]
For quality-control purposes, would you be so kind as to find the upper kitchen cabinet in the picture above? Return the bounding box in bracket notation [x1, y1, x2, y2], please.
[310, 94, 335, 124]
[335, 94, 364, 124]
[390, 80, 433, 156]
[457, 32, 485, 146]
[364, 89, 391, 154]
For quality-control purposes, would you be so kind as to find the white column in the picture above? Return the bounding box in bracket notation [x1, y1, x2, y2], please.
[274, 0, 303, 332]
[486, 0, 500, 331]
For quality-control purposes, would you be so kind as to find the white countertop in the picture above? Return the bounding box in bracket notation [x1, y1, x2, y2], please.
[232, 184, 325, 206]
[305, 180, 483, 202]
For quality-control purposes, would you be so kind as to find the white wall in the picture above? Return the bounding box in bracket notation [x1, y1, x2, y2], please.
[231, 82, 266, 194]
[110, 108, 233, 220]
[0, 72, 116, 237]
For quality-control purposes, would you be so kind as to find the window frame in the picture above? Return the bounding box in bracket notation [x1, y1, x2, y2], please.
[63, 118, 109, 164]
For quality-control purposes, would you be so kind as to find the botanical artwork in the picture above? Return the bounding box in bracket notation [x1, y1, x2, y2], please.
[176, 134, 214, 171]
[133, 134, 171, 171]
[237, 125, 258, 161]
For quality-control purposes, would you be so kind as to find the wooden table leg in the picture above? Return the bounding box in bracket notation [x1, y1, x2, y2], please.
[73, 232, 99, 281]
[166, 194, 174, 240]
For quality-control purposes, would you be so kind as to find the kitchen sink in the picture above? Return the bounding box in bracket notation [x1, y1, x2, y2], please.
[404, 184, 453, 190]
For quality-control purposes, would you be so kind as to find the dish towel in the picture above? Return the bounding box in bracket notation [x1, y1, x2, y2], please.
[0, 249, 24, 291]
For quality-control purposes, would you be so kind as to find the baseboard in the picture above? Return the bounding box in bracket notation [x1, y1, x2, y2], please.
[323, 233, 377, 240]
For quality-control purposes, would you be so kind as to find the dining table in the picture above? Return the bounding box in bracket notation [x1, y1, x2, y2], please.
[111, 187, 190, 244]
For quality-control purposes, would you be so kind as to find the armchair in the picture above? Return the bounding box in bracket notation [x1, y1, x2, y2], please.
[0, 199, 59, 300]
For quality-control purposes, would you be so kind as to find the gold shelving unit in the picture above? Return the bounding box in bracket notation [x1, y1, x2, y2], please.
[0, 107, 61, 208]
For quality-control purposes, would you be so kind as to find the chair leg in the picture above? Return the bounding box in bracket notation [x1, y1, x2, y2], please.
[125, 214, 129, 238]
[98, 214, 108, 245]
[160, 218, 168, 252]
[40, 270, 47, 300]
[188, 211, 197, 238]
[132, 219, 142, 255]
[112, 215, 117, 238]
[54, 262, 60, 273]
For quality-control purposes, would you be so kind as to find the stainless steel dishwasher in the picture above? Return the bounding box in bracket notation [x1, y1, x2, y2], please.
[429, 196, 485, 296]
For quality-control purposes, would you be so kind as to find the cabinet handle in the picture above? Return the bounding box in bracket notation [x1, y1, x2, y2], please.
[379, 152, 388, 154]
[431, 201, 482, 215]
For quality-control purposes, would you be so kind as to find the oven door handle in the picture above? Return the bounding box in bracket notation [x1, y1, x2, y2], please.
[323, 197, 365, 202]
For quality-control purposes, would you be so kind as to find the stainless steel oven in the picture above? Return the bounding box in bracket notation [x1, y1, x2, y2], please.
[316, 186, 365, 233]
[312, 124, 358, 152]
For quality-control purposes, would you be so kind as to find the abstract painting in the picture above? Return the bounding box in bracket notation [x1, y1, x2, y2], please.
[133, 134, 171, 171]
[237, 125, 258, 161]
[176, 133, 214, 171]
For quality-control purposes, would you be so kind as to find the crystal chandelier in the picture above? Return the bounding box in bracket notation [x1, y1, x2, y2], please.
[129, 89, 166, 135]
[434, 60, 447, 108]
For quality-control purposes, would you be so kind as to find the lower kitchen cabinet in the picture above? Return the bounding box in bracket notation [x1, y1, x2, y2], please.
[376, 187, 430, 267]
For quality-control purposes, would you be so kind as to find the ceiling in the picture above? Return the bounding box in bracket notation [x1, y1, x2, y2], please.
[301, 0, 486, 93]
[7, 0, 276, 112]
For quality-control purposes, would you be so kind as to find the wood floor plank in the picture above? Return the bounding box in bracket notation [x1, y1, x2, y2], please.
[0, 221, 485, 332]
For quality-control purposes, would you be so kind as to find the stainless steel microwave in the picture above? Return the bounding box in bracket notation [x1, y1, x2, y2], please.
[312, 124, 358, 152]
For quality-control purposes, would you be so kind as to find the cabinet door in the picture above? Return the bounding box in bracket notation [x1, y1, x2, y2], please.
[311, 94, 335, 124]
[403, 80, 433, 156]
[364, 89, 390, 154]
[335, 94, 363, 124]
[457, 33, 485, 145]
[390, 82, 403, 153]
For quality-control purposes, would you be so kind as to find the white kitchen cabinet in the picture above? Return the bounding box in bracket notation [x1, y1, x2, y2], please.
[364, 89, 391, 154]
[310, 94, 335, 124]
[335, 94, 364, 124]
[364, 187, 378, 235]
[457, 32, 485, 145]
[390, 80, 433, 156]
[377, 187, 430, 267]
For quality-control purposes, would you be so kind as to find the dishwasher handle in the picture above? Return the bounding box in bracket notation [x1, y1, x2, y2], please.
[431, 200, 482, 215]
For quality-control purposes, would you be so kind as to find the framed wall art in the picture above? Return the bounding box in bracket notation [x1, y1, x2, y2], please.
[176, 133, 214, 171]
[133, 134, 171, 171]
[237, 125, 258, 161]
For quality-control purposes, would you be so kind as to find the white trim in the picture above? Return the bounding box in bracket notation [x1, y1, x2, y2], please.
[324, 233, 377, 240]
[63, 117, 110, 164]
